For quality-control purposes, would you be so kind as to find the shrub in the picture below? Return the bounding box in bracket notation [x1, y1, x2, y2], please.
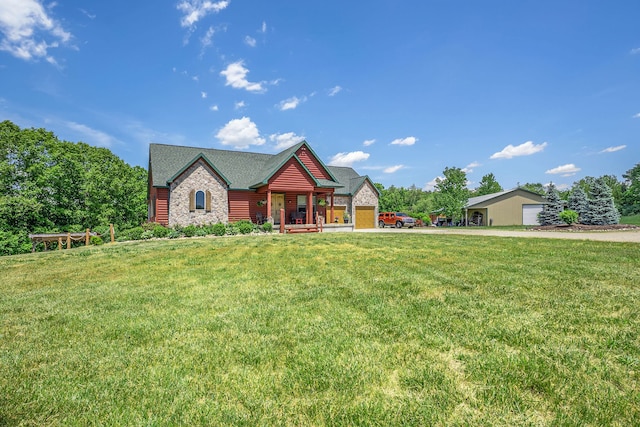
[140, 230, 154, 240]
[152, 225, 170, 238]
[559, 210, 579, 225]
[234, 220, 255, 235]
[142, 222, 160, 231]
[182, 225, 198, 237]
[118, 226, 144, 241]
[168, 229, 182, 239]
[261, 222, 273, 233]
[211, 222, 226, 236]
[93, 225, 111, 236]
[195, 226, 208, 237]
[90, 236, 104, 245]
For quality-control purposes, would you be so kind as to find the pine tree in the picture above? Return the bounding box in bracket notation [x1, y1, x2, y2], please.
[584, 178, 620, 225]
[538, 183, 564, 225]
[567, 186, 589, 224]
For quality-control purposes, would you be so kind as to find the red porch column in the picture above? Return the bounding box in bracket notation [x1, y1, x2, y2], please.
[330, 191, 335, 224]
[266, 190, 272, 222]
[306, 192, 313, 224]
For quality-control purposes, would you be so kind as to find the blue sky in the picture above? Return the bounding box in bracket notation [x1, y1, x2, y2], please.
[1, 0, 638, 191]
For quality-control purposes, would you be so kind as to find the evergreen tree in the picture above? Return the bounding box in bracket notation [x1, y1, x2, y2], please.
[567, 186, 589, 223]
[538, 183, 564, 225]
[584, 178, 620, 225]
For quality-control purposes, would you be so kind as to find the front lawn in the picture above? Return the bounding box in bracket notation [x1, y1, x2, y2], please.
[1, 234, 638, 426]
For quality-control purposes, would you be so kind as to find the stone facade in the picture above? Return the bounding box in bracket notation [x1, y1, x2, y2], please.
[168, 159, 228, 227]
[353, 181, 379, 208]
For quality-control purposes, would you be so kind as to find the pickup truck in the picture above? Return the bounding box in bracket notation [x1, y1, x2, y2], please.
[378, 212, 416, 228]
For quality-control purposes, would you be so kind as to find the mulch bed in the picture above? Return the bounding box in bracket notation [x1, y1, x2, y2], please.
[528, 224, 639, 232]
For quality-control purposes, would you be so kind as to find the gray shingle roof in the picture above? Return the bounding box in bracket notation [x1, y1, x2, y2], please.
[466, 187, 546, 208]
[149, 142, 372, 194]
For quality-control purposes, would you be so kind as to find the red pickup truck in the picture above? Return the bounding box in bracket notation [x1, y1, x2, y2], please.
[378, 212, 416, 228]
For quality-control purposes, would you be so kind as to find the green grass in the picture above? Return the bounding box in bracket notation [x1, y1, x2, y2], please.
[621, 214, 640, 226]
[1, 234, 639, 426]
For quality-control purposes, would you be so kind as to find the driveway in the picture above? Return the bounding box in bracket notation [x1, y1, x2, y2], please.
[356, 227, 640, 243]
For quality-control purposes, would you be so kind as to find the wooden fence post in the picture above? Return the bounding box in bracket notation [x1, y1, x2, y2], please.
[67, 233, 71, 249]
[109, 224, 115, 243]
[85, 229, 90, 246]
[58, 237, 62, 250]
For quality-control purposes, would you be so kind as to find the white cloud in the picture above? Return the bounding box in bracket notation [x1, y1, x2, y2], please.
[278, 96, 306, 111]
[545, 163, 581, 176]
[201, 91, 207, 99]
[363, 139, 375, 147]
[269, 132, 305, 150]
[384, 165, 404, 174]
[244, 35, 256, 47]
[220, 61, 264, 92]
[215, 117, 265, 149]
[633, 113, 640, 118]
[490, 141, 547, 159]
[0, 0, 72, 63]
[200, 26, 215, 50]
[462, 161, 481, 173]
[328, 151, 370, 167]
[600, 145, 626, 153]
[65, 121, 118, 148]
[234, 100, 246, 109]
[328, 86, 342, 96]
[177, 0, 229, 29]
[209, 105, 218, 111]
[260, 21, 267, 33]
[423, 177, 443, 191]
[390, 136, 417, 146]
[630, 47, 640, 55]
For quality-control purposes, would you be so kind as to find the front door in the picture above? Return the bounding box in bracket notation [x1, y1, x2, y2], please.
[271, 193, 285, 224]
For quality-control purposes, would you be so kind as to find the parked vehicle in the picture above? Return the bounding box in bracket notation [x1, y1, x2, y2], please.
[378, 212, 416, 228]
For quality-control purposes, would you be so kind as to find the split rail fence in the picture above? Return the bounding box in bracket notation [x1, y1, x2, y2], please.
[28, 224, 115, 253]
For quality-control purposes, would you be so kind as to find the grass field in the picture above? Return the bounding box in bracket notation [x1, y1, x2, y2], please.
[1, 233, 639, 426]
[621, 214, 640, 226]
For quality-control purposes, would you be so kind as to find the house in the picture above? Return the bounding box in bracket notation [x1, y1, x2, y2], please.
[464, 187, 547, 226]
[147, 141, 380, 230]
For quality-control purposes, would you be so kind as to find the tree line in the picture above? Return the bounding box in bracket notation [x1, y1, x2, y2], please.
[0, 121, 147, 255]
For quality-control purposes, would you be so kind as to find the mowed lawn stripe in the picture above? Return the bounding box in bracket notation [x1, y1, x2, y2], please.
[1, 233, 638, 426]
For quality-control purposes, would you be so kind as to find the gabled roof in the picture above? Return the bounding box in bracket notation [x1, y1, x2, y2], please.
[327, 166, 380, 196]
[149, 141, 362, 192]
[466, 187, 546, 208]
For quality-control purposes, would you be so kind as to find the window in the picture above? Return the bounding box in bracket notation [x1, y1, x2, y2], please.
[195, 190, 205, 210]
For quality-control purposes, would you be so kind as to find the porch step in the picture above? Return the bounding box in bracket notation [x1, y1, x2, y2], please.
[284, 226, 320, 234]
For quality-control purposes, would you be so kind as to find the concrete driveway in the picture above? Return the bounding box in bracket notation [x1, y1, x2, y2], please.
[356, 227, 640, 243]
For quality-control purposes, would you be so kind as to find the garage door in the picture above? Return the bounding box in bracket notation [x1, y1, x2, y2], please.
[522, 204, 543, 225]
[355, 206, 375, 229]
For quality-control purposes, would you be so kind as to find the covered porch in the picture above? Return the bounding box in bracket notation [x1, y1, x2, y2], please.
[254, 189, 340, 226]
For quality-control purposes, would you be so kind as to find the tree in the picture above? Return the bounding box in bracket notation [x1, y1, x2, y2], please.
[433, 167, 469, 223]
[538, 183, 564, 225]
[567, 186, 589, 223]
[584, 178, 620, 225]
[520, 182, 546, 196]
[0, 120, 148, 255]
[621, 163, 640, 215]
[474, 173, 503, 196]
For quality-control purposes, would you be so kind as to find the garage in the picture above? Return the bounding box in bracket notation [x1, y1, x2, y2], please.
[355, 206, 376, 229]
[522, 204, 543, 225]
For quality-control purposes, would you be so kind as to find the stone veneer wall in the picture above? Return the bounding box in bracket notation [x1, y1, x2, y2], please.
[168, 159, 228, 227]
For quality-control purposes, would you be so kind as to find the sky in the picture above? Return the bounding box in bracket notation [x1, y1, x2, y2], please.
[0, 0, 639, 191]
